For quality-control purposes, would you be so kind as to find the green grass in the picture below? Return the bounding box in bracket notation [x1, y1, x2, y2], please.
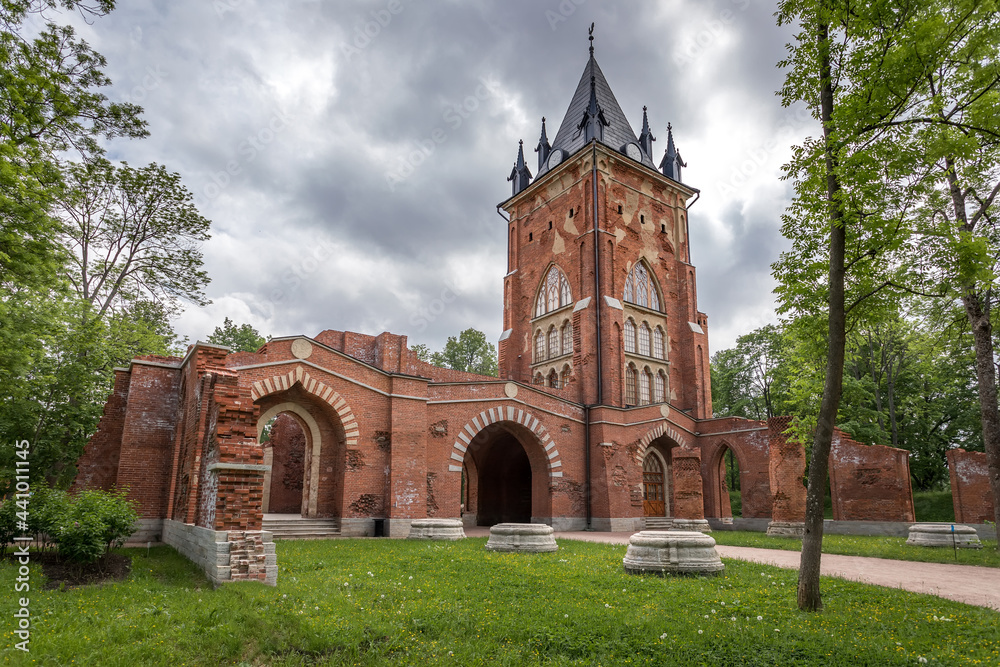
[711, 530, 1000, 567]
[2, 538, 998, 665]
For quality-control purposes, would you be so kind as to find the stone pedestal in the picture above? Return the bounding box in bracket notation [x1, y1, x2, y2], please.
[906, 523, 982, 549]
[766, 521, 805, 538]
[485, 523, 558, 553]
[670, 518, 712, 533]
[407, 518, 466, 541]
[622, 530, 724, 576]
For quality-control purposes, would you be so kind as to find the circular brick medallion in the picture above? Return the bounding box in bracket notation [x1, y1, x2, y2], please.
[504, 382, 518, 398]
[660, 404, 670, 418]
[290, 339, 313, 360]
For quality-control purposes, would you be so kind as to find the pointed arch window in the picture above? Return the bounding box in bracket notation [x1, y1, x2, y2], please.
[653, 327, 665, 360]
[547, 326, 559, 357]
[639, 368, 652, 405]
[547, 369, 559, 388]
[535, 265, 573, 317]
[624, 261, 662, 311]
[561, 322, 573, 355]
[624, 364, 637, 406]
[535, 330, 545, 362]
[533, 372, 544, 385]
[654, 371, 666, 403]
[638, 323, 651, 357]
[623, 319, 636, 354]
[560, 364, 571, 388]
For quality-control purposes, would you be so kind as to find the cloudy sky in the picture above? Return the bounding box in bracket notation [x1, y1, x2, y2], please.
[66, 0, 809, 355]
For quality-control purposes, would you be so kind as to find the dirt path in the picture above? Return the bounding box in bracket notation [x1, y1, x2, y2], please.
[541, 530, 1000, 611]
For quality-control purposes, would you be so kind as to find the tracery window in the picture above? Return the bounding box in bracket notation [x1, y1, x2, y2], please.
[638, 323, 651, 357]
[623, 319, 636, 354]
[624, 364, 637, 406]
[548, 369, 559, 388]
[535, 330, 545, 362]
[654, 371, 666, 403]
[533, 372, 544, 385]
[560, 365, 571, 388]
[535, 265, 573, 317]
[623, 261, 662, 311]
[561, 322, 573, 355]
[548, 326, 560, 357]
[639, 368, 652, 405]
[653, 327, 665, 360]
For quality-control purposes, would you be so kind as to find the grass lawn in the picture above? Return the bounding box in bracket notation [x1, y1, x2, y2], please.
[2, 538, 998, 665]
[711, 531, 1000, 567]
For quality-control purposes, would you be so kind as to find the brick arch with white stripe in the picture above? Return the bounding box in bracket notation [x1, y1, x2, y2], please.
[448, 406, 563, 479]
[249, 366, 359, 447]
[635, 421, 688, 463]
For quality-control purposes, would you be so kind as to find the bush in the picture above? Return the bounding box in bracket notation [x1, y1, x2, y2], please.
[52, 488, 139, 562]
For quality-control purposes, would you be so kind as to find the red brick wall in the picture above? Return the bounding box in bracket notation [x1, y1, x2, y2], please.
[696, 417, 770, 519]
[768, 417, 806, 523]
[828, 429, 914, 522]
[947, 449, 994, 524]
[71, 369, 131, 493]
[671, 448, 705, 520]
[266, 414, 305, 514]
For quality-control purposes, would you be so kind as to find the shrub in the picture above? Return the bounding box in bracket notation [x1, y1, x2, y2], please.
[52, 488, 140, 563]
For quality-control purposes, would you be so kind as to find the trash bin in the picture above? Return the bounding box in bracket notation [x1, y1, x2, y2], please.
[373, 518, 385, 537]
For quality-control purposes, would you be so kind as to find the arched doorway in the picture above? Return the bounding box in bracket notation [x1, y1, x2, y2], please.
[462, 421, 552, 526]
[714, 445, 741, 519]
[261, 413, 306, 514]
[643, 451, 669, 518]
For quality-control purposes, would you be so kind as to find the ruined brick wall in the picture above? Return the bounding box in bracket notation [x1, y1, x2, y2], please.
[671, 448, 705, 520]
[266, 414, 305, 514]
[696, 418, 770, 519]
[71, 369, 131, 493]
[947, 449, 995, 524]
[828, 430, 915, 522]
[768, 417, 806, 523]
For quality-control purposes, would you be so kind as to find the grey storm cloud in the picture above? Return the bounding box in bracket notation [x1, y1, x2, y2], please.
[75, 0, 803, 354]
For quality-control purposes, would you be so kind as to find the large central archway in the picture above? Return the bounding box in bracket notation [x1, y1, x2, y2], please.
[460, 421, 553, 526]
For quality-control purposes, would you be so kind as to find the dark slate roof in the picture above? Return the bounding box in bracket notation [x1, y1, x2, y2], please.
[536, 54, 657, 178]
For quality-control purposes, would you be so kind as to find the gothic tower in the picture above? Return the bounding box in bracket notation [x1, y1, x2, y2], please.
[498, 41, 712, 418]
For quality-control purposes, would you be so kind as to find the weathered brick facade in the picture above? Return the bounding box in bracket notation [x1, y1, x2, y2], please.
[72, 48, 920, 581]
[828, 430, 915, 522]
[947, 449, 995, 524]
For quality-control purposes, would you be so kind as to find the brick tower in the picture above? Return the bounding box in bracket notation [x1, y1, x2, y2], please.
[497, 38, 713, 418]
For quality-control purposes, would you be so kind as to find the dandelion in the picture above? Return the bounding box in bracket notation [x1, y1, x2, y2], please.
[698, 629, 703, 635]
[711, 609, 716, 614]
[704, 615, 709, 619]
[731, 617, 736, 621]
[605, 603, 610, 608]
[368, 571, 374, 577]
[918, 658, 928, 664]
[409, 576, 413, 580]
[660, 633, 668, 639]
[757, 616, 763, 621]
[564, 614, 569, 618]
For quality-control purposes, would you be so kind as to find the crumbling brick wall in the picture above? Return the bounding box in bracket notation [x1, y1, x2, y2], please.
[671, 448, 705, 520]
[768, 417, 806, 523]
[947, 449, 994, 524]
[266, 414, 305, 514]
[71, 369, 131, 493]
[828, 429, 914, 522]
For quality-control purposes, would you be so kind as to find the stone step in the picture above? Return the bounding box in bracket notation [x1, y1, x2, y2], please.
[644, 517, 673, 529]
[263, 518, 341, 540]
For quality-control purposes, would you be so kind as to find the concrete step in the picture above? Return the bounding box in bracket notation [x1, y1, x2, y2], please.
[263, 517, 341, 540]
[644, 517, 673, 529]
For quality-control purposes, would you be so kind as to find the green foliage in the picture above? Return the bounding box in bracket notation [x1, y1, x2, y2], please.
[207, 317, 267, 353]
[50, 488, 139, 562]
[711, 324, 791, 420]
[1, 538, 999, 664]
[912, 490, 956, 523]
[426, 328, 498, 377]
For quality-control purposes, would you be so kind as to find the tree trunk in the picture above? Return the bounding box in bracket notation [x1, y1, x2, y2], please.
[961, 289, 1000, 547]
[798, 18, 846, 612]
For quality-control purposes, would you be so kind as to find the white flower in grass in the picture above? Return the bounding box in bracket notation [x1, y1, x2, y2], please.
[704, 615, 709, 619]
[711, 609, 716, 614]
[409, 576, 413, 580]
[918, 658, 928, 664]
[698, 629, 703, 635]
[368, 571, 374, 577]
[757, 616, 763, 621]
[731, 617, 736, 622]
[605, 603, 610, 608]
[564, 614, 569, 618]
[660, 633, 668, 640]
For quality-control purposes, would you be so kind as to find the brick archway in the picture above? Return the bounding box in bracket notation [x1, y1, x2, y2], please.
[249, 367, 359, 448]
[448, 406, 564, 479]
[635, 421, 688, 462]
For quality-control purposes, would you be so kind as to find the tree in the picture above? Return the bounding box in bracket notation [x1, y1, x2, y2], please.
[410, 343, 432, 363]
[428, 329, 498, 377]
[207, 318, 267, 353]
[710, 324, 789, 420]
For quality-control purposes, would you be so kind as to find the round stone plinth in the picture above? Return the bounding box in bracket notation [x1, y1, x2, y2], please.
[485, 523, 558, 553]
[906, 523, 982, 549]
[623, 530, 724, 576]
[766, 521, 805, 538]
[670, 518, 712, 533]
[407, 519, 465, 541]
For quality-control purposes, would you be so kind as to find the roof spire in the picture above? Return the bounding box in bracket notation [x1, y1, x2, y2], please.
[659, 123, 687, 182]
[535, 117, 551, 171]
[508, 139, 533, 195]
[638, 105, 656, 158]
[588, 22, 595, 57]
